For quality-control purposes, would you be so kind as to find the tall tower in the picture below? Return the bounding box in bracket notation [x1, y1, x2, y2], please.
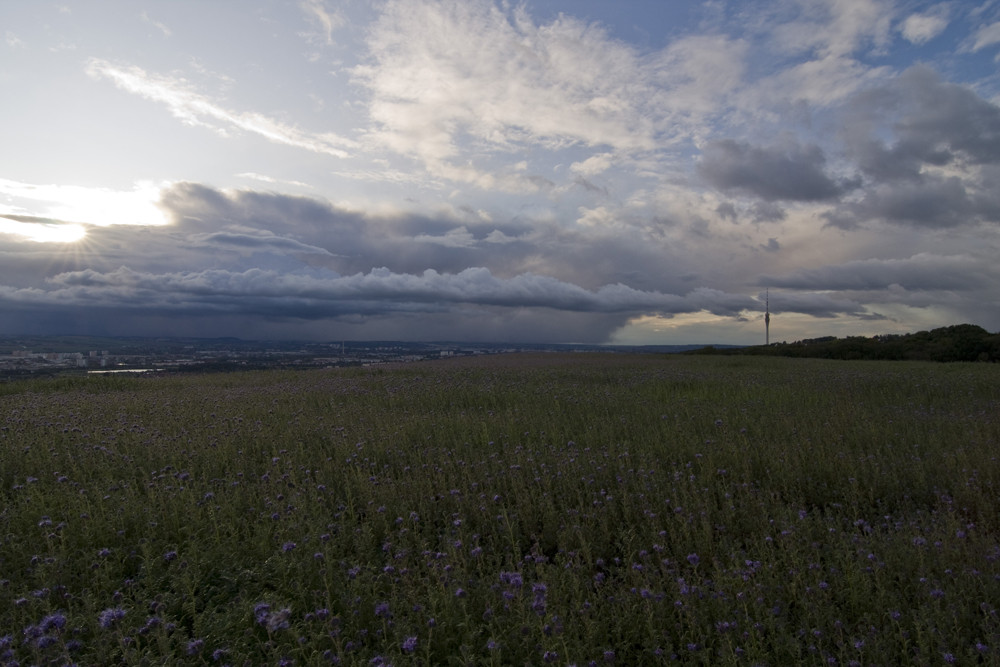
[765, 288, 770, 346]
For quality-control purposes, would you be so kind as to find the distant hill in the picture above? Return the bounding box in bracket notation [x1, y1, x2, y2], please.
[685, 324, 1000, 362]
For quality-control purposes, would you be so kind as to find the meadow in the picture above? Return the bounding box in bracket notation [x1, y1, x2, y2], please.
[1, 353, 998, 666]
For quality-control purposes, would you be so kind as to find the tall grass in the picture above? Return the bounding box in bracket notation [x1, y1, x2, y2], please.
[1, 354, 998, 665]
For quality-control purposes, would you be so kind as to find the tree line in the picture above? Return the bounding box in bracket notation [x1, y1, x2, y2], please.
[689, 324, 1000, 362]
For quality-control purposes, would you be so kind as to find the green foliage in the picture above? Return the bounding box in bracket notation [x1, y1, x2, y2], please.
[692, 323, 1000, 362]
[1, 355, 998, 664]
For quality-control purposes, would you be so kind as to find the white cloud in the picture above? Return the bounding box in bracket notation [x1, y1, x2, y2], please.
[770, 0, 894, 59]
[86, 59, 356, 158]
[971, 21, 1000, 51]
[140, 11, 172, 38]
[299, 0, 345, 45]
[571, 153, 615, 176]
[5, 31, 25, 48]
[412, 226, 477, 248]
[355, 0, 745, 184]
[900, 6, 949, 45]
[755, 54, 891, 107]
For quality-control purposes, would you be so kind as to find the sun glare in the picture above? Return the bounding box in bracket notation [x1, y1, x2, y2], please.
[0, 179, 169, 243]
[0, 218, 88, 243]
[45, 182, 167, 227]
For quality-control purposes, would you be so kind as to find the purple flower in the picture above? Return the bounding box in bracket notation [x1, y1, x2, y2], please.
[254, 602, 272, 624]
[686, 553, 700, 566]
[98, 607, 126, 629]
[401, 636, 417, 653]
[267, 608, 292, 633]
[543, 650, 559, 663]
[374, 602, 391, 618]
[186, 639, 205, 655]
[282, 541, 296, 552]
[40, 613, 67, 631]
[500, 571, 523, 588]
[163, 550, 178, 562]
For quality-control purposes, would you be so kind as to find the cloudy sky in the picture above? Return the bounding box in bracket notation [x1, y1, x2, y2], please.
[2, 0, 1000, 344]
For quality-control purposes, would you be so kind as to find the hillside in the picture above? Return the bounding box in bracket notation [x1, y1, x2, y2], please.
[688, 323, 1000, 362]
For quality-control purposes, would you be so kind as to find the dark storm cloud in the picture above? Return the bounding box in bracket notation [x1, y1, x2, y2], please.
[698, 138, 855, 202]
[762, 254, 983, 291]
[749, 201, 786, 223]
[0, 178, 774, 343]
[715, 202, 738, 221]
[30, 265, 761, 317]
[828, 66, 1000, 229]
[823, 174, 996, 229]
[846, 66, 1000, 181]
[762, 290, 875, 319]
[189, 231, 339, 255]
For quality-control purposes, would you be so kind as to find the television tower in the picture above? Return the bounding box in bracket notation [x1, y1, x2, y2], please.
[765, 288, 770, 345]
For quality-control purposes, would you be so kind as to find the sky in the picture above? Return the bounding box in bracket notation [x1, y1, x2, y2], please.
[2, 0, 1000, 345]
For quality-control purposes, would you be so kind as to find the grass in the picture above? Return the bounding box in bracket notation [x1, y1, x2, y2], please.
[1, 353, 998, 665]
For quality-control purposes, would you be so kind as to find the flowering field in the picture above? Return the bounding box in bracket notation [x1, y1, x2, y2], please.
[1, 353, 998, 666]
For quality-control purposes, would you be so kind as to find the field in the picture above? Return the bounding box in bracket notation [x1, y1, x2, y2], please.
[1, 353, 998, 666]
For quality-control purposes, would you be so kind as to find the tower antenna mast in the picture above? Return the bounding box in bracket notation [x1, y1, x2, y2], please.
[765, 288, 770, 346]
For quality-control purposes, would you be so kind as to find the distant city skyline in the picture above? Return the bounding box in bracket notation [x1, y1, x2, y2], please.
[2, 1, 1000, 344]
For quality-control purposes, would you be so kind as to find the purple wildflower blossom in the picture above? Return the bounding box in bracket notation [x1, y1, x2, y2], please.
[267, 608, 292, 632]
[98, 607, 126, 629]
[41, 613, 67, 631]
[254, 603, 272, 624]
[401, 636, 417, 652]
[500, 571, 523, 588]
